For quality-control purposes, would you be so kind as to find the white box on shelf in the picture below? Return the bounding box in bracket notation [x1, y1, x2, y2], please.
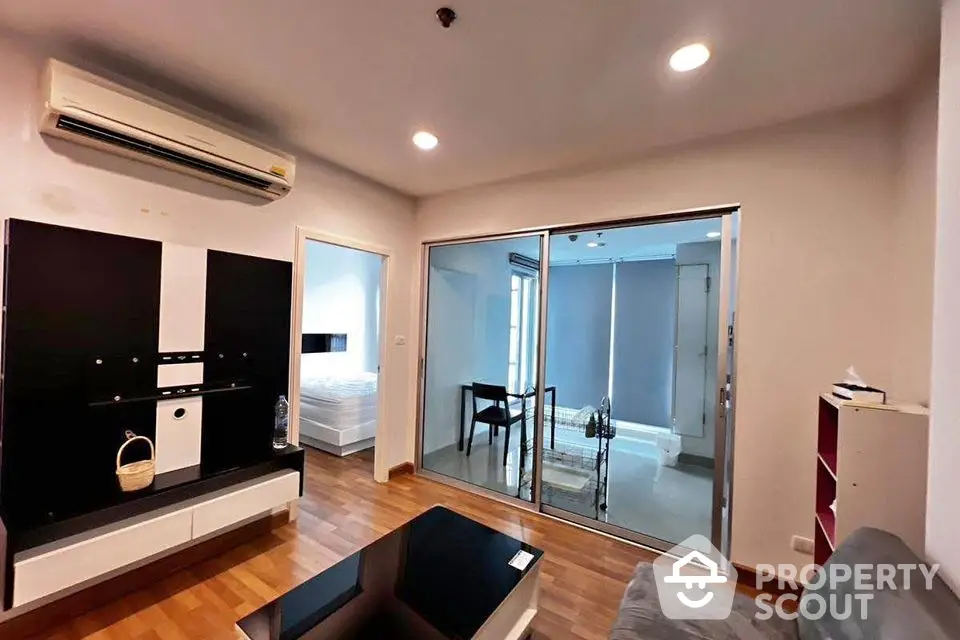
[155, 396, 203, 474]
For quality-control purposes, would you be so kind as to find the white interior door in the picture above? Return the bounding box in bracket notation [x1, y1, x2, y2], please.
[673, 264, 709, 437]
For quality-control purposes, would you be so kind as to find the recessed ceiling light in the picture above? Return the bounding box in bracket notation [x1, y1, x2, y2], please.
[586, 233, 606, 248]
[670, 43, 711, 72]
[412, 131, 439, 150]
[706, 231, 721, 238]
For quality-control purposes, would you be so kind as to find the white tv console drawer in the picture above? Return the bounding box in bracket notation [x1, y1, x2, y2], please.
[13, 508, 193, 608]
[12, 470, 300, 609]
[192, 471, 300, 539]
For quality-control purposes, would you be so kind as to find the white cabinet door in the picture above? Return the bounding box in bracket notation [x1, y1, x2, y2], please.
[674, 264, 710, 437]
[192, 471, 300, 539]
[155, 396, 203, 474]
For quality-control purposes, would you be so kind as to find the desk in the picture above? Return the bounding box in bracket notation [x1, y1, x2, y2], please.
[458, 385, 557, 456]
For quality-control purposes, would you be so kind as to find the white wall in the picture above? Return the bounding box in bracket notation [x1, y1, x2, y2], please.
[927, 0, 960, 595]
[417, 102, 919, 570]
[302, 240, 382, 375]
[421, 264, 476, 455]
[429, 242, 511, 383]
[422, 238, 538, 454]
[893, 75, 939, 405]
[0, 37, 418, 468]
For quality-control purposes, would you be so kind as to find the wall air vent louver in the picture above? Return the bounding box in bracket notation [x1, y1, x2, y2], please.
[55, 116, 275, 192]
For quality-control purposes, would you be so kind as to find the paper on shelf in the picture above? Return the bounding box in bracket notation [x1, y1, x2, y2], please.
[843, 366, 866, 386]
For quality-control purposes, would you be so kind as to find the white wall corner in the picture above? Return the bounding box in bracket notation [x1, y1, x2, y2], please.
[926, 0, 960, 595]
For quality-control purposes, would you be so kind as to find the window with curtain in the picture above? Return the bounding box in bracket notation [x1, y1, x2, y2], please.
[544, 263, 614, 409]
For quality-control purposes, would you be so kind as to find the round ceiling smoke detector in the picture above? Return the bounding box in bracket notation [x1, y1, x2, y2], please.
[436, 7, 457, 28]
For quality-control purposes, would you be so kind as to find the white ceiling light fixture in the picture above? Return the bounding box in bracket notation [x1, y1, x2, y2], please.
[586, 232, 606, 248]
[706, 231, 721, 238]
[670, 43, 711, 72]
[412, 131, 439, 151]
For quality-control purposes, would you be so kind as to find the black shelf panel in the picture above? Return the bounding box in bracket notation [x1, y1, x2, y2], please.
[88, 382, 253, 407]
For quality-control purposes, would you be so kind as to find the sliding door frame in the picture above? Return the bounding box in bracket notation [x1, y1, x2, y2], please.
[719, 212, 742, 555]
[414, 203, 742, 552]
[414, 230, 549, 512]
[711, 214, 735, 548]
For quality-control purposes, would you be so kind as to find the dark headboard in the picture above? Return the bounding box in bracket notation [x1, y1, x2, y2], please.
[302, 333, 347, 354]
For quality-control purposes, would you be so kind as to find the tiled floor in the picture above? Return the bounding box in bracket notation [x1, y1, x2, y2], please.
[423, 425, 713, 547]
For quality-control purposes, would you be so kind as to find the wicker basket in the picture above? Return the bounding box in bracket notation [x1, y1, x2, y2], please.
[116, 430, 156, 492]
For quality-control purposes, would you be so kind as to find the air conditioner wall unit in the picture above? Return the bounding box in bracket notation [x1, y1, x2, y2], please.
[39, 59, 295, 200]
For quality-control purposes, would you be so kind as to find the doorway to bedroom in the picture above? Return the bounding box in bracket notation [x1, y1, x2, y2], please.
[295, 237, 384, 468]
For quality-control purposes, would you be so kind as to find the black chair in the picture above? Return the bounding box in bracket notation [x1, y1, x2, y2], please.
[467, 383, 526, 467]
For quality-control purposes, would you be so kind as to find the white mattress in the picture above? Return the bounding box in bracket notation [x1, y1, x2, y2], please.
[298, 369, 379, 445]
[300, 396, 377, 430]
[300, 370, 378, 404]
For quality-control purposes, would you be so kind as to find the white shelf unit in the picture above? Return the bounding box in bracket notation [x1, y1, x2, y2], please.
[814, 394, 929, 565]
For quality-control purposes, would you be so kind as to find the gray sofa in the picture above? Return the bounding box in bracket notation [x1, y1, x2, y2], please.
[610, 528, 960, 639]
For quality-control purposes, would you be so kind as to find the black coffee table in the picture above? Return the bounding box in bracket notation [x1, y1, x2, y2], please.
[236, 506, 544, 640]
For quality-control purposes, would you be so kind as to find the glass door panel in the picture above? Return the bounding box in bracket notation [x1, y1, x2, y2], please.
[419, 235, 543, 501]
[540, 215, 736, 551]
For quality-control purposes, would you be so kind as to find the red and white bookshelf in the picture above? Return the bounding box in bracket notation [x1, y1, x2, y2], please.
[814, 393, 929, 566]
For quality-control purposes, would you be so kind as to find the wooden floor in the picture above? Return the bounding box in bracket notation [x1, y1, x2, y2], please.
[39, 448, 659, 639]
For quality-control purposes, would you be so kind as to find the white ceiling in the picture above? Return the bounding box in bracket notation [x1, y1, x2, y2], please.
[0, 0, 940, 196]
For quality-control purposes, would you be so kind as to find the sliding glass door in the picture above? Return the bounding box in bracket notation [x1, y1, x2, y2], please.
[418, 234, 545, 502]
[416, 209, 739, 553]
[538, 213, 738, 553]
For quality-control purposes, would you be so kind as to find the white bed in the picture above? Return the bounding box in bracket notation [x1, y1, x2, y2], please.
[299, 369, 379, 456]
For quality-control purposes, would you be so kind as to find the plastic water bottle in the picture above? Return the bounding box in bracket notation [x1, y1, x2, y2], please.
[273, 395, 289, 449]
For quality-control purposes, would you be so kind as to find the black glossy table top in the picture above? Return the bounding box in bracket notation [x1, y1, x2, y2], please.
[236, 506, 544, 640]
